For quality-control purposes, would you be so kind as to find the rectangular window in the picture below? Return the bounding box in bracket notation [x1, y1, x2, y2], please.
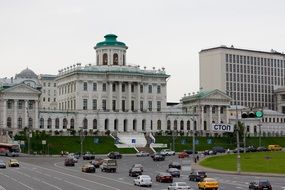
[92, 99, 97, 110]
[102, 83, 107, 92]
[83, 99, 88, 110]
[140, 101, 144, 111]
[148, 101, 152, 111]
[148, 85, 152, 93]
[83, 82, 88, 91]
[131, 84, 135, 93]
[122, 84, 125, 92]
[93, 83, 97, 91]
[29, 101, 33, 109]
[140, 85, 143, 93]
[157, 85, 161, 94]
[18, 101, 23, 109]
[226, 54, 228, 62]
[122, 100, 126, 111]
[112, 83, 116, 92]
[102, 99, 106, 110]
[157, 101, 161, 112]
[112, 100, 116, 111]
[131, 100, 135, 111]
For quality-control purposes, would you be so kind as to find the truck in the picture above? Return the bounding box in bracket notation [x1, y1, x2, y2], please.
[100, 158, 117, 173]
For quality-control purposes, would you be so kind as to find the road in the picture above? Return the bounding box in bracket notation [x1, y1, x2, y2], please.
[0, 155, 284, 190]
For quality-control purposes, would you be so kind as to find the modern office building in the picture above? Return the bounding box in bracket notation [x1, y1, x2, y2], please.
[200, 45, 285, 110]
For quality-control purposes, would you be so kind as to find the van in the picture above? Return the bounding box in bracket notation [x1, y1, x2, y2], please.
[268, 144, 282, 151]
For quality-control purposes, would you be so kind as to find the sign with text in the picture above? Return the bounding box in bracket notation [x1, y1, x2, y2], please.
[211, 124, 234, 133]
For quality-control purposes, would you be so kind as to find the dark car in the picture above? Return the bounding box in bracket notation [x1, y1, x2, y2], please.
[183, 150, 198, 155]
[156, 172, 173, 183]
[64, 158, 75, 166]
[249, 180, 272, 190]
[166, 168, 180, 177]
[168, 162, 181, 170]
[153, 154, 165, 161]
[0, 160, 6, 169]
[107, 152, 122, 159]
[83, 152, 95, 160]
[212, 146, 226, 153]
[233, 147, 245, 153]
[256, 147, 269, 152]
[189, 171, 207, 182]
[90, 158, 104, 168]
[247, 146, 257, 152]
[82, 164, 96, 173]
[129, 167, 142, 177]
[203, 150, 217, 155]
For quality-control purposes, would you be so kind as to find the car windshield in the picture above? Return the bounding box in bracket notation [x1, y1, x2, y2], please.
[169, 168, 179, 171]
[206, 179, 216, 182]
[260, 181, 270, 185]
[198, 171, 206, 175]
[132, 168, 141, 172]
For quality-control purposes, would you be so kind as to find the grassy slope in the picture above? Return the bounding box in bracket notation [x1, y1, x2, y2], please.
[17, 136, 136, 154]
[154, 136, 285, 152]
[200, 152, 285, 174]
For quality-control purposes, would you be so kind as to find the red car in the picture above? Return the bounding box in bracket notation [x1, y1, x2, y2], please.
[178, 151, 188, 158]
[156, 172, 173, 183]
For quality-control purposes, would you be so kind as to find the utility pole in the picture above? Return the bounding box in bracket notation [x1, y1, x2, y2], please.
[235, 104, 241, 174]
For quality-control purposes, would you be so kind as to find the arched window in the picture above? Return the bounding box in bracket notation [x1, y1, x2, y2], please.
[40, 118, 44, 129]
[113, 53, 118, 65]
[204, 121, 207, 130]
[28, 118, 33, 128]
[70, 118, 74, 129]
[157, 120, 161, 130]
[124, 119, 128, 132]
[174, 120, 177, 130]
[103, 53, 108, 65]
[167, 120, 171, 130]
[105, 119, 109, 130]
[55, 118, 59, 129]
[93, 119, 97, 129]
[114, 119, 118, 131]
[63, 118, 67, 129]
[18, 117, 22, 129]
[48, 118, 52, 129]
[133, 119, 137, 131]
[180, 120, 184, 131]
[83, 118, 88, 129]
[187, 120, 190, 130]
[142, 119, 146, 131]
[7, 117, 12, 128]
[150, 120, 153, 130]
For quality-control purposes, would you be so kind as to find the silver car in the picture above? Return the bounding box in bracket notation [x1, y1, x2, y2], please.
[168, 182, 192, 190]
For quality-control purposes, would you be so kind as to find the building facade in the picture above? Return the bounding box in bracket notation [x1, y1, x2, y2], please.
[200, 46, 285, 110]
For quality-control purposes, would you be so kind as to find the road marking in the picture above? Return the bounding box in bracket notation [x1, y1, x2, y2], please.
[54, 162, 133, 186]
[21, 162, 121, 190]
[0, 173, 34, 190]
[63, 180, 91, 190]
[41, 180, 63, 190]
[0, 185, 6, 190]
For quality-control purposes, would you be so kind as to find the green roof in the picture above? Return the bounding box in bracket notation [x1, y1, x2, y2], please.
[95, 34, 127, 49]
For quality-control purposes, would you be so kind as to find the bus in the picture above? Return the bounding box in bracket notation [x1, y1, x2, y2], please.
[0, 143, 21, 157]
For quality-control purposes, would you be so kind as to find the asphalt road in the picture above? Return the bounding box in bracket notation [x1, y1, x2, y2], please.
[0, 155, 284, 190]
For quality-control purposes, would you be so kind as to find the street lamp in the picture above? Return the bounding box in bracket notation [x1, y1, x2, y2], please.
[79, 127, 85, 158]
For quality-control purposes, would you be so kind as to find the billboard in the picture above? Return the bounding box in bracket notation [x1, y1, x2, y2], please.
[211, 124, 234, 133]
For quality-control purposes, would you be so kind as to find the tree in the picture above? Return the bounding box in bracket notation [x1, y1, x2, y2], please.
[224, 121, 245, 144]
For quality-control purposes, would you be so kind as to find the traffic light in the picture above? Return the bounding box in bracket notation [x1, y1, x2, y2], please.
[241, 110, 263, 118]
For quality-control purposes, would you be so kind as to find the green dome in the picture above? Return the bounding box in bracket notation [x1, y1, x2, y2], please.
[94, 34, 128, 49]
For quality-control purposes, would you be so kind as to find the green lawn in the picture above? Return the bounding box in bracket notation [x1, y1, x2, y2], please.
[200, 152, 285, 174]
[16, 135, 136, 155]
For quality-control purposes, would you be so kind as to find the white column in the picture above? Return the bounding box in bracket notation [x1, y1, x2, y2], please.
[136, 83, 140, 111]
[14, 100, 18, 130]
[118, 82, 122, 112]
[209, 106, 213, 130]
[201, 106, 204, 131]
[108, 82, 112, 111]
[24, 100, 28, 128]
[35, 100, 39, 129]
[128, 82, 132, 112]
[218, 106, 221, 123]
[3, 100, 7, 128]
[144, 83, 148, 111]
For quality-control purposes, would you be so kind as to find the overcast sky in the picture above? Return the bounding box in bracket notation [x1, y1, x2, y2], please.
[1, 0, 285, 102]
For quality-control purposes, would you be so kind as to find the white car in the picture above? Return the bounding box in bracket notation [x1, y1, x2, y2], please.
[160, 149, 175, 156]
[134, 175, 152, 187]
[136, 151, 150, 157]
[168, 182, 192, 190]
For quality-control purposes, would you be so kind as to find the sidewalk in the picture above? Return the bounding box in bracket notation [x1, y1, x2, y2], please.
[191, 156, 285, 178]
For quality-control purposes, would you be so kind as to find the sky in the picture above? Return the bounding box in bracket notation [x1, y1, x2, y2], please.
[1, 0, 285, 102]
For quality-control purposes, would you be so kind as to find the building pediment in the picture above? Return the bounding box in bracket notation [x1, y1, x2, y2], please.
[205, 91, 231, 101]
[1, 83, 41, 95]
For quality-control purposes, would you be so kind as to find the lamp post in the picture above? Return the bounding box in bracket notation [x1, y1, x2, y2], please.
[79, 127, 85, 158]
[235, 103, 241, 174]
